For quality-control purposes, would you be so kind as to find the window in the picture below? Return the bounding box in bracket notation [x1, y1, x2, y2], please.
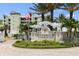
[8, 19, 10, 21]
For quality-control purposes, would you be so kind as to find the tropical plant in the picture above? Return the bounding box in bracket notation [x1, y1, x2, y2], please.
[20, 24, 28, 33]
[46, 3, 63, 22]
[46, 15, 51, 21]
[59, 14, 66, 23]
[58, 14, 66, 32]
[71, 20, 79, 37]
[20, 23, 32, 41]
[61, 3, 79, 19]
[30, 3, 48, 21]
[59, 14, 79, 40]
[13, 40, 70, 48]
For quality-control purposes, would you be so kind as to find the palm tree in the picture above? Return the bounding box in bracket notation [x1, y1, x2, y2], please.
[20, 24, 28, 33]
[59, 14, 79, 40]
[30, 3, 48, 21]
[47, 3, 63, 22]
[61, 3, 79, 19]
[71, 20, 79, 38]
[46, 15, 51, 21]
[20, 24, 29, 40]
[60, 17, 73, 40]
[59, 14, 66, 23]
[58, 14, 66, 31]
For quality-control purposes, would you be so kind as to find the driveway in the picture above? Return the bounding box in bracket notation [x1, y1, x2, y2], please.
[0, 40, 79, 56]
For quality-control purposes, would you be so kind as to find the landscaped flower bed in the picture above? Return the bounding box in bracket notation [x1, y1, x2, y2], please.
[13, 40, 71, 48]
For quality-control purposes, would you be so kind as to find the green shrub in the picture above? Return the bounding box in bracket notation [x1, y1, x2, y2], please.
[31, 43, 50, 46]
[13, 40, 31, 48]
[15, 41, 21, 43]
[63, 39, 79, 47]
[42, 40, 50, 43]
[13, 40, 71, 49]
[27, 45, 69, 49]
[13, 34, 19, 39]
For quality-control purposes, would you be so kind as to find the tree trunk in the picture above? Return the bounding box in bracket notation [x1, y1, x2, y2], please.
[69, 28, 72, 41]
[74, 28, 77, 39]
[51, 9, 54, 22]
[70, 11, 73, 19]
[4, 25, 8, 37]
[41, 13, 44, 21]
[67, 27, 71, 41]
[67, 32, 68, 38]
[5, 29, 8, 37]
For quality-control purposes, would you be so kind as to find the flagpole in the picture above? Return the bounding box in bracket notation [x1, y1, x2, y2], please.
[25, 13, 31, 40]
[28, 19, 30, 40]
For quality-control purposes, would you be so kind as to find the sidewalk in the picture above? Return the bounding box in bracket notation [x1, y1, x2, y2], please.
[0, 39, 79, 56]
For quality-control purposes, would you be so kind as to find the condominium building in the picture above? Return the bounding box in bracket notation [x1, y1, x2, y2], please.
[21, 16, 30, 25]
[4, 11, 21, 36]
[4, 11, 33, 36]
[3, 11, 43, 37]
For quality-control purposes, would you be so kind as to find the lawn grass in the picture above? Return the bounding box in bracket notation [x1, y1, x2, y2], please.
[13, 40, 71, 49]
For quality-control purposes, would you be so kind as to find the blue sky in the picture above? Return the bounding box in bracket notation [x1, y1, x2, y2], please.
[0, 3, 33, 18]
[0, 3, 79, 20]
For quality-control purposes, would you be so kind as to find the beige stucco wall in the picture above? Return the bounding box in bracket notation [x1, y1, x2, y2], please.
[4, 13, 21, 36]
[9, 14, 21, 35]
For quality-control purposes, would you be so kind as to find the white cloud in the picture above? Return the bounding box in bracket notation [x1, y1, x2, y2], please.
[66, 14, 70, 17]
[66, 14, 75, 18]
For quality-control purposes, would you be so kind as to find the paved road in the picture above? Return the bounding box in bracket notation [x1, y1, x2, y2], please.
[0, 40, 79, 56]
